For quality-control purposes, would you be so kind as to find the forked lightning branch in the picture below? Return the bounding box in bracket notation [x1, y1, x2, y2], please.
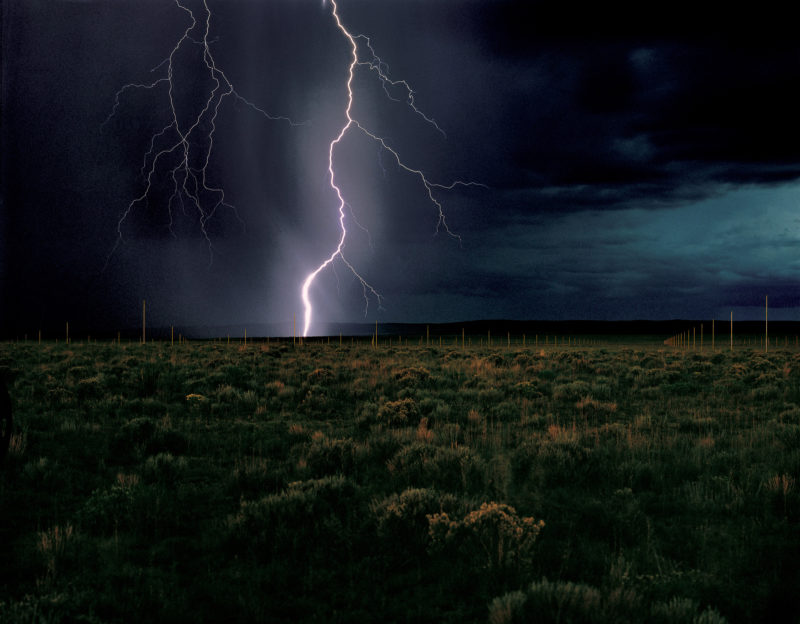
[103, 0, 295, 268]
[106, 0, 482, 335]
[301, 0, 484, 337]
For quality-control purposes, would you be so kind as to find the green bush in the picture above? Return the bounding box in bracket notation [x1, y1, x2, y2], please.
[302, 435, 357, 477]
[79, 483, 136, 536]
[393, 366, 430, 386]
[108, 418, 188, 464]
[227, 458, 288, 500]
[141, 452, 187, 487]
[226, 476, 362, 561]
[487, 590, 527, 624]
[378, 397, 419, 427]
[428, 501, 544, 578]
[109, 417, 156, 463]
[488, 579, 728, 624]
[553, 380, 592, 402]
[21, 457, 67, 492]
[388, 443, 484, 492]
[491, 401, 519, 423]
[372, 487, 459, 554]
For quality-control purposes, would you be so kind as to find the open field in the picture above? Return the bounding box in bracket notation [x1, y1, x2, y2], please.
[1, 338, 799, 623]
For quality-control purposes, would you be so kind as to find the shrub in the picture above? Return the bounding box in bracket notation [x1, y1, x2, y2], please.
[0, 592, 91, 624]
[488, 590, 527, 624]
[393, 366, 431, 386]
[491, 401, 520, 423]
[378, 398, 419, 427]
[226, 476, 361, 561]
[372, 487, 459, 553]
[388, 443, 484, 493]
[553, 381, 592, 402]
[79, 483, 136, 535]
[306, 367, 334, 384]
[428, 502, 544, 577]
[227, 457, 288, 500]
[490, 579, 730, 624]
[109, 418, 188, 464]
[514, 381, 544, 400]
[775, 424, 800, 449]
[302, 435, 357, 477]
[538, 369, 557, 381]
[109, 417, 156, 463]
[141, 452, 187, 487]
[22, 457, 67, 492]
[75, 373, 104, 401]
[299, 385, 334, 418]
[537, 438, 596, 487]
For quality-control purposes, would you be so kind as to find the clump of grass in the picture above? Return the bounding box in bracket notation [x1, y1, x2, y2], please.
[6, 428, 26, 463]
[416, 417, 434, 443]
[575, 396, 617, 414]
[37, 524, 77, 581]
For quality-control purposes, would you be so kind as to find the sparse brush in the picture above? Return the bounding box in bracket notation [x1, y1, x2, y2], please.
[0, 340, 796, 622]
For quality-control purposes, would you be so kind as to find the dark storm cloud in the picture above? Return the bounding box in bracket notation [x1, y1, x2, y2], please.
[466, 0, 800, 216]
[2, 0, 800, 335]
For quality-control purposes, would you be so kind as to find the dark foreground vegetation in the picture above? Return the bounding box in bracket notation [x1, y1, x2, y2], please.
[1, 339, 798, 623]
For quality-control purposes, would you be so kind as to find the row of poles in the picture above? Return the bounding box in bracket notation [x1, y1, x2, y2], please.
[664, 296, 792, 352]
[16, 310, 603, 351]
[12, 297, 798, 353]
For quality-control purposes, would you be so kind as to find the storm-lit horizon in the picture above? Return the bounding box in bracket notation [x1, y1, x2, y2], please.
[3, 0, 800, 336]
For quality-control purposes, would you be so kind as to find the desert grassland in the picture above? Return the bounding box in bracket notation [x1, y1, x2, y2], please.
[0, 339, 798, 623]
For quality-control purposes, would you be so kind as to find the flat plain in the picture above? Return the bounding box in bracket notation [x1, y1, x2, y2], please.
[1, 338, 798, 623]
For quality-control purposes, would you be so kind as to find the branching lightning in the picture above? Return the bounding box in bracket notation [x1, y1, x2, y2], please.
[103, 0, 296, 269]
[301, 0, 484, 337]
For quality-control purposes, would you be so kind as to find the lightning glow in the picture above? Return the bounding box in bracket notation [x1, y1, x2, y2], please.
[104, 0, 295, 268]
[301, 0, 484, 337]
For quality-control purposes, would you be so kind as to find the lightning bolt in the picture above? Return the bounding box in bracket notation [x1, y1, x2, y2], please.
[103, 0, 296, 269]
[301, 0, 484, 337]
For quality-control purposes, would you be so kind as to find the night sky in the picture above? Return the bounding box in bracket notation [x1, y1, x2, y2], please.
[2, 0, 800, 337]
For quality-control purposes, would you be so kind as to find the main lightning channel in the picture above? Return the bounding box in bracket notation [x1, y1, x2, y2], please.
[104, 0, 296, 269]
[301, 0, 484, 337]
